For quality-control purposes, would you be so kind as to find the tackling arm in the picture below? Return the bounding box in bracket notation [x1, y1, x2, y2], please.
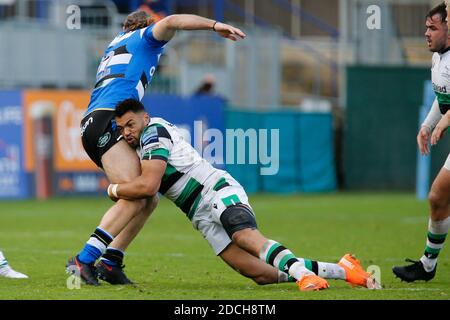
[108, 160, 166, 200]
[152, 14, 246, 42]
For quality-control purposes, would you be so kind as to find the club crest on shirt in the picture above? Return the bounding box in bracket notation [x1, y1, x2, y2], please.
[97, 132, 111, 148]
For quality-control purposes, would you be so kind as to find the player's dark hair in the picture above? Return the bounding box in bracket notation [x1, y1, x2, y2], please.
[115, 99, 146, 118]
[426, 2, 447, 23]
[123, 10, 154, 32]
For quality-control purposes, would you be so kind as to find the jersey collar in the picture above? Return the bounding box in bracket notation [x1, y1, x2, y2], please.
[439, 46, 450, 56]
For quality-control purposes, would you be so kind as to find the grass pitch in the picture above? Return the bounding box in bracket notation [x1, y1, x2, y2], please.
[0, 193, 448, 300]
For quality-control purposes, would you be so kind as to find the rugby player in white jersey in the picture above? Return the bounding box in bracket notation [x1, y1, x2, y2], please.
[106, 98, 381, 291]
[0, 250, 28, 279]
[393, 2, 450, 282]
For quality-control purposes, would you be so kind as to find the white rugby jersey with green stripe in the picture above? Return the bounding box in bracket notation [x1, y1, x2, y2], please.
[137, 117, 227, 219]
[432, 48, 450, 114]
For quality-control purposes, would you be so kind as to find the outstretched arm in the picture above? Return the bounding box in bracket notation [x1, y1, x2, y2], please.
[152, 14, 246, 42]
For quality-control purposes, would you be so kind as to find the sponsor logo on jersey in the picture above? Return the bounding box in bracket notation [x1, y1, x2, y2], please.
[143, 142, 161, 154]
[97, 132, 111, 148]
[80, 117, 93, 137]
[142, 126, 159, 146]
[433, 82, 447, 93]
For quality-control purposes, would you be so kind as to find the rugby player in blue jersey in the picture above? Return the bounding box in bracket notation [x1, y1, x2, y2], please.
[67, 10, 246, 286]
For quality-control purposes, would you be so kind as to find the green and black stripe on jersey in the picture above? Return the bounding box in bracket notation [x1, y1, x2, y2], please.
[175, 178, 204, 220]
[159, 164, 203, 219]
[432, 89, 450, 114]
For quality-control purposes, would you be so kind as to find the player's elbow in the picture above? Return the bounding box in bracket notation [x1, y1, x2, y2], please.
[163, 14, 181, 30]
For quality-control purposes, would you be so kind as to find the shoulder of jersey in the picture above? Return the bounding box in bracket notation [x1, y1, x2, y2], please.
[432, 52, 439, 68]
[150, 117, 174, 128]
[141, 125, 159, 146]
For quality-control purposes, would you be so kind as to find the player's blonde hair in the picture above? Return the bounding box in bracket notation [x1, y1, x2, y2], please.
[122, 10, 154, 32]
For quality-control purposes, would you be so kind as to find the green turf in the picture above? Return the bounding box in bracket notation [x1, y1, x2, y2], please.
[0, 193, 448, 300]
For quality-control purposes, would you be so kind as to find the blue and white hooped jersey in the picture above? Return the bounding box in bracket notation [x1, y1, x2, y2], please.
[85, 25, 167, 115]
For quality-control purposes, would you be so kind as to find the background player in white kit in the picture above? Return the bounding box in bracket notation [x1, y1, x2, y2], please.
[0, 250, 28, 279]
[393, 2, 450, 282]
[106, 98, 381, 292]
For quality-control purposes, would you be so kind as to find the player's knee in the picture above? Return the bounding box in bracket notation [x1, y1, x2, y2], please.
[427, 190, 450, 220]
[428, 189, 447, 210]
[231, 228, 254, 247]
[149, 195, 159, 210]
[220, 204, 257, 240]
[122, 198, 148, 214]
[141, 196, 159, 216]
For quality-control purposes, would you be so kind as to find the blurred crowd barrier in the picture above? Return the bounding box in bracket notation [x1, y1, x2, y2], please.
[0, 90, 336, 199]
[344, 66, 450, 191]
[226, 109, 337, 193]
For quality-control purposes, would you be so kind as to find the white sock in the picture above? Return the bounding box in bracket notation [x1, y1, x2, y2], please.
[0, 250, 6, 263]
[316, 262, 346, 280]
[277, 270, 289, 283]
[288, 261, 314, 280]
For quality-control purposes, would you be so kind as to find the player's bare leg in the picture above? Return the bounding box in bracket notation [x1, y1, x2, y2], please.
[219, 243, 280, 285]
[228, 228, 327, 291]
[231, 227, 379, 290]
[67, 140, 157, 285]
[99, 140, 150, 235]
[428, 167, 450, 221]
[96, 141, 159, 285]
[96, 195, 159, 285]
[393, 167, 450, 282]
[109, 195, 159, 252]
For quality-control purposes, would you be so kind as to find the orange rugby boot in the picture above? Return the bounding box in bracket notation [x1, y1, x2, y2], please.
[338, 254, 381, 289]
[297, 274, 330, 291]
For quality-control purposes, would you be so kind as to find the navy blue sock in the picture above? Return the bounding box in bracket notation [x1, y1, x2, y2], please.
[101, 247, 124, 267]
